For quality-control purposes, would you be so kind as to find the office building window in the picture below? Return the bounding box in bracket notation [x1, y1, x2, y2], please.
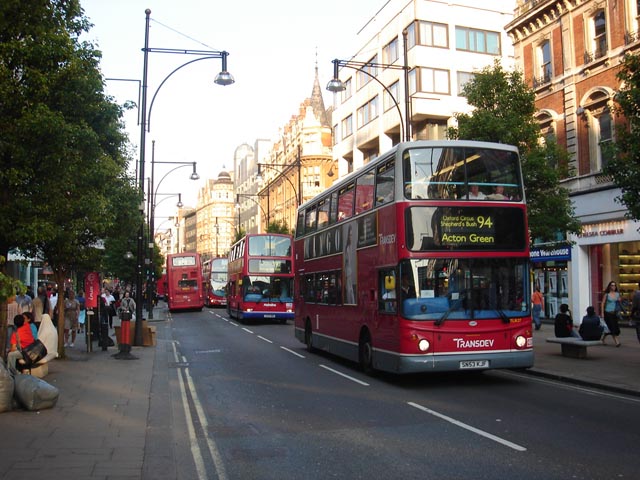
[340, 77, 352, 103]
[456, 71, 474, 96]
[383, 81, 399, 111]
[341, 115, 353, 138]
[383, 37, 399, 64]
[406, 20, 448, 48]
[357, 96, 379, 127]
[455, 26, 501, 55]
[357, 55, 378, 89]
[411, 67, 450, 95]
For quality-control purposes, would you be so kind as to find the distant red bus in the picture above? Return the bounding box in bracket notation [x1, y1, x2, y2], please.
[203, 257, 228, 307]
[227, 234, 294, 323]
[166, 252, 204, 312]
[156, 273, 167, 300]
[294, 140, 534, 374]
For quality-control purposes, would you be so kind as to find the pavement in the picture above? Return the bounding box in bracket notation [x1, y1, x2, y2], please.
[0, 310, 639, 479]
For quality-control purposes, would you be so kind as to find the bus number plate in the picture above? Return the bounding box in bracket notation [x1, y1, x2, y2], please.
[264, 314, 275, 318]
[459, 360, 489, 369]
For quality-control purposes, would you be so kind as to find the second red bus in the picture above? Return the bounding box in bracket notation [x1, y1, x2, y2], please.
[166, 252, 204, 312]
[227, 234, 294, 323]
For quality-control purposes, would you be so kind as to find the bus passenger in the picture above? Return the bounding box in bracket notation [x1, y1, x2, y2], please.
[468, 185, 486, 200]
[487, 185, 509, 200]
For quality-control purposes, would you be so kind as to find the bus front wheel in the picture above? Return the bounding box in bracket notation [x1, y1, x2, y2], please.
[359, 330, 375, 375]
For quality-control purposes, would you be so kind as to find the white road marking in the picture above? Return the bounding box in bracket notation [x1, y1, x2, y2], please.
[408, 401, 527, 452]
[319, 364, 370, 386]
[257, 335, 273, 343]
[280, 346, 305, 358]
[242, 327, 254, 334]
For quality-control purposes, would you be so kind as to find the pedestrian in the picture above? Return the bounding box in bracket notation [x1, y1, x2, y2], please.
[23, 311, 38, 340]
[63, 290, 80, 348]
[532, 286, 544, 330]
[102, 287, 116, 329]
[601, 281, 622, 347]
[579, 306, 604, 341]
[630, 281, 640, 344]
[77, 289, 86, 334]
[554, 303, 579, 338]
[7, 314, 35, 374]
[15, 289, 33, 314]
[118, 290, 136, 320]
[49, 287, 59, 325]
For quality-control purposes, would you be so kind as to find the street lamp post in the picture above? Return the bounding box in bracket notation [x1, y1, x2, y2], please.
[256, 149, 302, 230]
[327, 29, 411, 142]
[236, 193, 269, 232]
[147, 142, 199, 320]
[135, 8, 233, 346]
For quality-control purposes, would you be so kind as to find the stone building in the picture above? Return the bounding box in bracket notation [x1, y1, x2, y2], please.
[506, 0, 640, 316]
[196, 169, 236, 260]
[253, 66, 334, 234]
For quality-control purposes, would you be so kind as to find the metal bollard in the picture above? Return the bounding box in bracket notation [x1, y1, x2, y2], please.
[113, 311, 137, 360]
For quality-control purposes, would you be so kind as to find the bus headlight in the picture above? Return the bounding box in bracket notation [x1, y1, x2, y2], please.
[418, 339, 430, 352]
[515, 335, 526, 348]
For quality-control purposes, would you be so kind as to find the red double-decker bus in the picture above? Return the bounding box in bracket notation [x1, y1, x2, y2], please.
[294, 140, 533, 374]
[227, 234, 294, 323]
[166, 252, 204, 312]
[202, 257, 228, 307]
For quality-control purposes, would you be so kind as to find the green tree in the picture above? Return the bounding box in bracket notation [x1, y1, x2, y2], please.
[604, 53, 640, 223]
[448, 61, 581, 242]
[266, 219, 290, 234]
[0, 1, 136, 354]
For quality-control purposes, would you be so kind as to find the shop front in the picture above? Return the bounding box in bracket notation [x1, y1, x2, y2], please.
[571, 219, 640, 317]
[531, 244, 571, 319]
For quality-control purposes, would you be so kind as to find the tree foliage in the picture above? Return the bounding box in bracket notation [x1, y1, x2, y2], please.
[0, 1, 138, 352]
[448, 61, 581, 242]
[266, 219, 290, 234]
[604, 53, 640, 223]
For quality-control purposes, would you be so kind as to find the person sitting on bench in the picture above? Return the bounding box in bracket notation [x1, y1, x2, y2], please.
[579, 306, 604, 341]
[554, 303, 580, 338]
[7, 314, 35, 374]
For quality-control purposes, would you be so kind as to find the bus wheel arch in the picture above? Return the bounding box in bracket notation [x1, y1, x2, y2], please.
[358, 327, 375, 375]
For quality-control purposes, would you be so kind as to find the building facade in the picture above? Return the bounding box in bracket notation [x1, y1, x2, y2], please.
[235, 141, 270, 235]
[329, 0, 516, 174]
[196, 170, 236, 260]
[255, 67, 334, 233]
[506, 0, 640, 317]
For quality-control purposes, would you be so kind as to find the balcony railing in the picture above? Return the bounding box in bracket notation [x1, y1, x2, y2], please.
[625, 30, 639, 45]
[532, 71, 551, 88]
[584, 45, 607, 65]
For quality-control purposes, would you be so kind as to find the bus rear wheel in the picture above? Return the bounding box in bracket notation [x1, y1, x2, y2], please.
[359, 330, 375, 375]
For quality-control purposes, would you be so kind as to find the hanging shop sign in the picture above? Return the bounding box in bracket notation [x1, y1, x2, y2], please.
[530, 245, 571, 262]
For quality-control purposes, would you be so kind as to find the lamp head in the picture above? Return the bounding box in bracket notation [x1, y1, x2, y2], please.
[326, 78, 346, 93]
[190, 172, 200, 180]
[214, 51, 235, 86]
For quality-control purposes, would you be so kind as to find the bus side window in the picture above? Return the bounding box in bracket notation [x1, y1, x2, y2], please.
[379, 269, 397, 313]
[375, 160, 395, 206]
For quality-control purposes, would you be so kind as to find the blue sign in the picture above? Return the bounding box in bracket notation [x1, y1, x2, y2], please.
[530, 245, 571, 262]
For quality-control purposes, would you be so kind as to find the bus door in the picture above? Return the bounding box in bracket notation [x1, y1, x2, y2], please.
[376, 267, 400, 351]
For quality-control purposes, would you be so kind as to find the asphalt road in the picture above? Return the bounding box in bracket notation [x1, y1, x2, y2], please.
[157, 308, 639, 480]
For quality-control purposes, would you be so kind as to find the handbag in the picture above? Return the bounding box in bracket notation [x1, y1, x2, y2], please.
[21, 340, 48, 367]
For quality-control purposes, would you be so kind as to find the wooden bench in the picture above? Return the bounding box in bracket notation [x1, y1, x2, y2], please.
[546, 337, 603, 359]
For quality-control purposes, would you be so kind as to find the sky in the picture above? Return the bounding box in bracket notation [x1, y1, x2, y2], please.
[80, 0, 386, 223]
